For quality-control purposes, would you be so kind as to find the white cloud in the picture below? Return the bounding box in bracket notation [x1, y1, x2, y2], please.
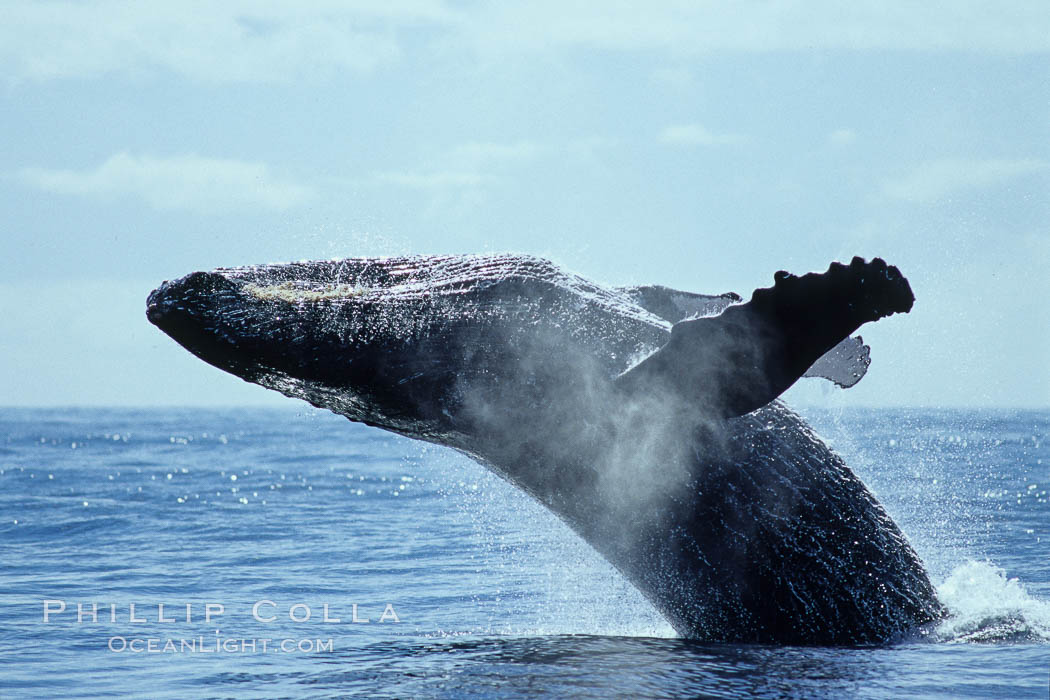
[651, 67, 694, 88]
[465, 2, 1050, 55]
[376, 137, 616, 193]
[566, 135, 618, 159]
[828, 128, 857, 146]
[659, 124, 744, 147]
[375, 171, 490, 190]
[373, 138, 563, 220]
[0, 1, 457, 83]
[2, 2, 1048, 83]
[882, 158, 1048, 203]
[448, 141, 542, 166]
[377, 140, 542, 191]
[19, 152, 314, 213]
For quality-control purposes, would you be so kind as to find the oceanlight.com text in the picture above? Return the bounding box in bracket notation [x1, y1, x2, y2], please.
[107, 634, 335, 654]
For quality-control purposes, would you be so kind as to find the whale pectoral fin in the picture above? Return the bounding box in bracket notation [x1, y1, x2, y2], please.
[615, 257, 914, 417]
[803, 335, 871, 388]
[622, 284, 874, 389]
[617, 285, 742, 324]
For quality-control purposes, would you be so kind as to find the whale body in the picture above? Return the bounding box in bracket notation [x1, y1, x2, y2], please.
[146, 254, 944, 644]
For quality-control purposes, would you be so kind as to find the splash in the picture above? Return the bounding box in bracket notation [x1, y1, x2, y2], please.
[933, 560, 1050, 643]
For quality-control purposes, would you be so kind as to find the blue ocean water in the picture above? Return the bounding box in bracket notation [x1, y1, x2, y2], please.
[0, 406, 1047, 698]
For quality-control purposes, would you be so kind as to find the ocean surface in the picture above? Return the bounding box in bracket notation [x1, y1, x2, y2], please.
[1, 406, 1047, 698]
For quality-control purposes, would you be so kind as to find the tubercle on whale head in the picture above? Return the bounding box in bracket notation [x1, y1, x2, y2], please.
[147, 272, 239, 324]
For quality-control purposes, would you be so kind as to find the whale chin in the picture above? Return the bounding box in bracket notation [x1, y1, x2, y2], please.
[147, 253, 941, 644]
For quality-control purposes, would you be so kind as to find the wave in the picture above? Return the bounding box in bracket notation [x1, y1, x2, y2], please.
[932, 560, 1050, 643]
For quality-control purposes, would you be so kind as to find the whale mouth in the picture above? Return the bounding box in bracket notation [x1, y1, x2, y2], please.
[146, 271, 268, 382]
[147, 272, 231, 327]
[146, 267, 365, 385]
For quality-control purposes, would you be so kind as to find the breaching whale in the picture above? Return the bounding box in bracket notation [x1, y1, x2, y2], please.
[146, 254, 944, 645]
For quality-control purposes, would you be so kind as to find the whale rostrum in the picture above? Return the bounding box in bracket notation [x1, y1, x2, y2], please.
[147, 254, 944, 644]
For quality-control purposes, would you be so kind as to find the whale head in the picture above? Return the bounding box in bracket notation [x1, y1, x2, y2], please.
[146, 255, 667, 447]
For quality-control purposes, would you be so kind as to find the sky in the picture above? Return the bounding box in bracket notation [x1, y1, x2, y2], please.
[1, 1, 1047, 408]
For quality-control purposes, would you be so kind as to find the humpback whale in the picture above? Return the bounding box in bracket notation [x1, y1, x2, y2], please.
[146, 254, 944, 645]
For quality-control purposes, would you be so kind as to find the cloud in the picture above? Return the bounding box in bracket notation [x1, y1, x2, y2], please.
[659, 124, 744, 147]
[377, 139, 542, 191]
[651, 67, 694, 88]
[375, 171, 490, 190]
[19, 152, 314, 213]
[465, 2, 1050, 55]
[447, 141, 543, 165]
[566, 135, 618, 159]
[374, 136, 618, 211]
[0, 1, 457, 83]
[882, 158, 1048, 203]
[828, 128, 857, 146]
[2, 2, 1048, 83]
[373, 139, 562, 220]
